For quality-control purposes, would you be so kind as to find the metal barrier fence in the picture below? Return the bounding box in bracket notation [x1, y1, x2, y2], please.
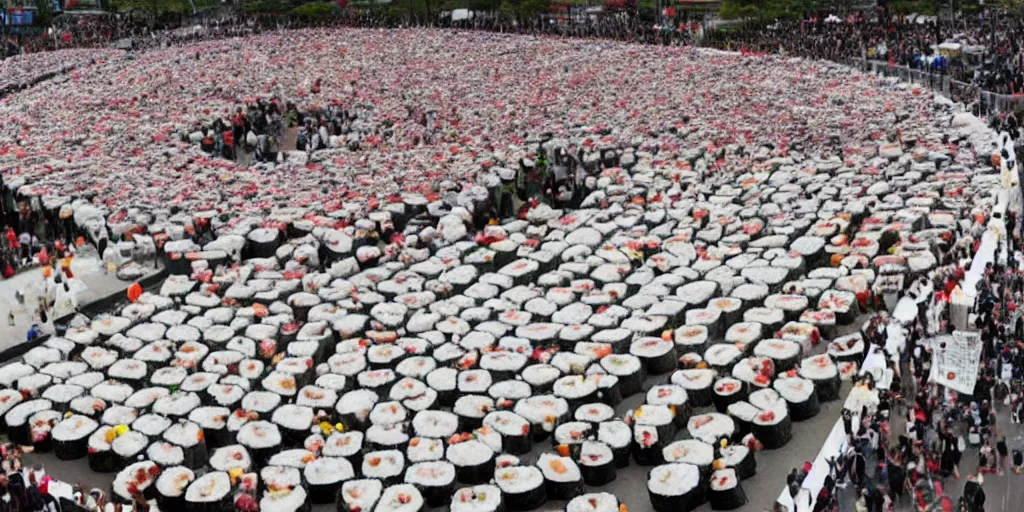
[845, 58, 1024, 117]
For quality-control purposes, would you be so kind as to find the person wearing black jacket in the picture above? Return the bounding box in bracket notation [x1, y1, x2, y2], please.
[962, 473, 986, 512]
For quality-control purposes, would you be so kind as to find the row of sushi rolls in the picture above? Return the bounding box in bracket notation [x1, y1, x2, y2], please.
[0, 136, 968, 512]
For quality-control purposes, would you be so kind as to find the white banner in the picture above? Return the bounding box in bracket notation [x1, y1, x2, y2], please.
[929, 331, 983, 395]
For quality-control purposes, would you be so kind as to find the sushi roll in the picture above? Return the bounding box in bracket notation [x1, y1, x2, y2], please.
[536, 453, 582, 501]
[645, 385, 691, 428]
[573, 403, 615, 427]
[673, 326, 709, 356]
[577, 441, 616, 486]
[520, 365, 561, 394]
[719, 444, 756, 479]
[685, 308, 722, 339]
[494, 465, 546, 511]
[712, 378, 747, 413]
[454, 395, 495, 432]
[338, 479, 383, 512]
[647, 463, 703, 512]
[6, 399, 53, 446]
[597, 420, 631, 469]
[662, 440, 714, 482]
[630, 337, 677, 375]
[687, 413, 735, 445]
[725, 402, 758, 438]
[773, 377, 820, 421]
[237, 420, 282, 467]
[708, 468, 748, 510]
[513, 395, 569, 441]
[828, 333, 865, 363]
[751, 407, 792, 449]
[163, 420, 208, 469]
[753, 339, 801, 373]
[365, 422, 411, 452]
[731, 357, 775, 390]
[260, 466, 309, 512]
[406, 436, 445, 463]
[799, 354, 841, 402]
[148, 441, 186, 467]
[112, 431, 149, 467]
[450, 484, 503, 512]
[670, 369, 716, 408]
[599, 354, 644, 397]
[425, 367, 458, 407]
[43, 384, 86, 414]
[483, 411, 533, 455]
[209, 445, 252, 473]
[188, 406, 232, 449]
[553, 376, 599, 410]
[0, 389, 25, 432]
[375, 484, 424, 512]
[723, 323, 762, 353]
[51, 414, 98, 460]
[703, 344, 742, 374]
[112, 460, 160, 504]
[631, 405, 676, 466]
[412, 410, 459, 441]
[566, 492, 621, 512]
[156, 466, 195, 512]
[553, 422, 592, 457]
[363, 450, 406, 486]
[487, 380, 532, 408]
[404, 461, 456, 507]
[447, 438, 496, 485]
[88, 425, 118, 472]
[708, 297, 743, 328]
[185, 471, 232, 512]
[28, 409, 61, 453]
[743, 308, 785, 334]
[305, 456, 356, 504]
[337, 389, 379, 432]
[272, 404, 314, 446]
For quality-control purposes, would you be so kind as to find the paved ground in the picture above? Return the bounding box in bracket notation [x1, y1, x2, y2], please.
[0, 253, 144, 352]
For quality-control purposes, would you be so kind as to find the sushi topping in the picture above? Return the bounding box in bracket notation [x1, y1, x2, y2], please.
[396, 493, 412, 505]
[549, 459, 568, 474]
[758, 411, 775, 422]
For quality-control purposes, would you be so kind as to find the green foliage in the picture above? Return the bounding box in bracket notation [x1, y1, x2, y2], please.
[108, 0, 192, 15]
[289, 1, 336, 19]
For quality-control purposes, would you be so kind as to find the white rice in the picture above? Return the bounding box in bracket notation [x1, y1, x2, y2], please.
[152, 392, 201, 417]
[148, 441, 185, 466]
[237, 420, 281, 448]
[340, 479, 383, 512]
[670, 369, 716, 390]
[450, 484, 502, 512]
[209, 445, 252, 472]
[113, 461, 159, 500]
[132, 414, 172, 437]
[567, 492, 618, 512]
[647, 463, 699, 496]
[305, 456, 355, 485]
[686, 413, 735, 444]
[337, 389, 379, 422]
[537, 453, 581, 482]
[494, 465, 543, 494]
[454, 395, 495, 419]
[163, 420, 203, 447]
[185, 471, 231, 503]
[242, 391, 282, 413]
[362, 450, 405, 480]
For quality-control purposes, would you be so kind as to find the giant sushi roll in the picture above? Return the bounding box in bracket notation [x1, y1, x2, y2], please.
[708, 468, 748, 510]
[163, 420, 208, 469]
[237, 420, 282, 467]
[773, 376, 820, 421]
[597, 420, 631, 469]
[520, 365, 560, 394]
[671, 369, 716, 408]
[88, 425, 118, 472]
[336, 389, 379, 432]
[712, 378, 747, 413]
[685, 308, 722, 339]
[246, 228, 282, 260]
[630, 337, 677, 375]
[709, 297, 743, 328]
[647, 463, 703, 512]
[148, 441, 186, 468]
[662, 440, 714, 482]
[51, 414, 98, 460]
[6, 399, 53, 446]
[112, 460, 160, 504]
[577, 440, 617, 486]
[537, 453, 582, 501]
[494, 465, 546, 511]
[574, 403, 615, 428]
[703, 344, 742, 374]
[188, 406, 231, 449]
[724, 323, 762, 353]
[799, 354, 840, 402]
[374, 484, 424, 512]
[305, 456, 356, 504]
[553, 422, 592, 458]
[156, 466, 194, 512]
[828, 333, 865, 363]
[674, 326, 709, 356]
[454, 395, 495, 432]
[599, 354, 644, 397]
[514, 395, 569, 442]
[751, 406, 792, 449]
[260, 466, 309, 512]
[753, 339, 801, 372]
[272, 404, 314, 447]
[566, 493, 621, 512]
[645, 384, 690, 427]
[450, 484, 503, 512]
[743, 308, 785, 334]
[112, 431, 149, 468]
[718, 444, 756, 480]
[363, 450, 406, 486]
[725, 402, 758, 438]
[338, 479, 383, 512]
[553, 376, 599, 410]
[687, 413, 735, 445]
[731, 357, 775, 390]
[631, 405, 676, 465]
[447, 439, 496, 485]
[404, 461, 456, 507]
